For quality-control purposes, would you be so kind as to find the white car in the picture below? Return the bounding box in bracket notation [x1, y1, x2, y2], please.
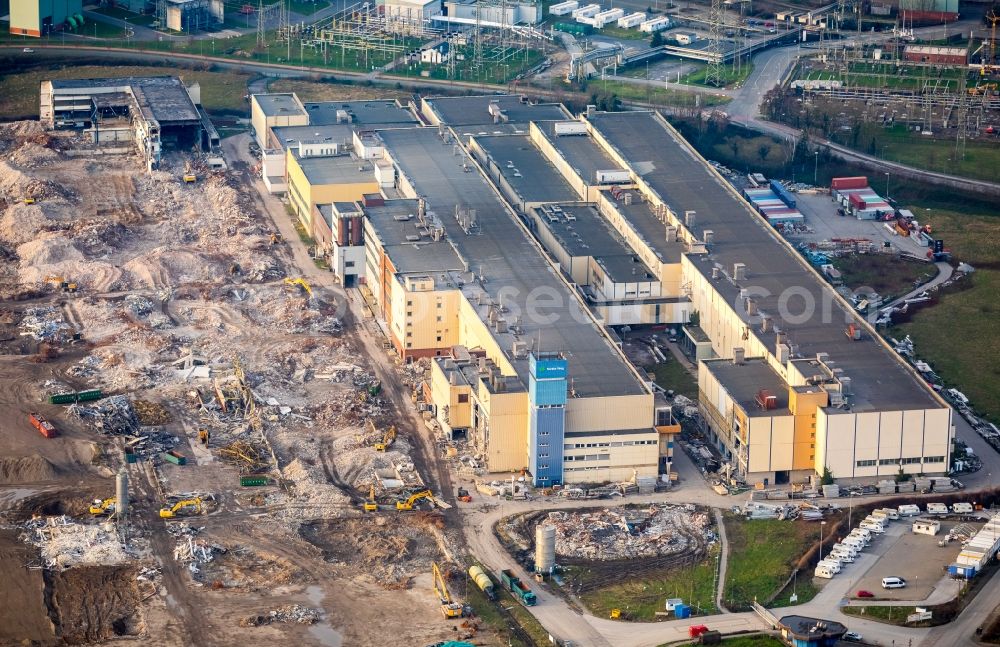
[23, 47, 35, 53]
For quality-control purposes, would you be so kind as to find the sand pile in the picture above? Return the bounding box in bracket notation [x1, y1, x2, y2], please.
[8, 141, 61, 168]
[0, 160, 64, 201]
[0, 121, 47, 154]
[123, 248, 223, 289]
[0, 203, 52, 245]
[17, 234, 84, 266]
[0, 455, 59, 484]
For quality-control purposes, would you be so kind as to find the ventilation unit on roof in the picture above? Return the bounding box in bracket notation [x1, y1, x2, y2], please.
[733, 263, 746, 281]
[406, 235, 421, 242]
[733, 347, 745, 365]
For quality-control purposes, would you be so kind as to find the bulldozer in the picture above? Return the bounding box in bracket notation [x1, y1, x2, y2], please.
[44, 275, 78, 293]
[159, 497, 203, 519]
[396, 489, 433, 511]
[432, 562, 465, 619]
[88, 497, 116, 516]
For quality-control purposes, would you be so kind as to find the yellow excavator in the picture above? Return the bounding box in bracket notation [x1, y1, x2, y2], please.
[44, 275, 78, 293]
[363, 484, 378, 512]
[159, 497, 203, 519]
[396, 489, 433, 511]
[283, 277, 313, 298]
[182, 161, 197, 184]
[374, 424, 396, 452]
[432, 562, 464, 619]
[89, 497, 116, 515]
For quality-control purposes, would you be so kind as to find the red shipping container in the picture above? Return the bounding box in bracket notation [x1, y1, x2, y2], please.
[28, 413, 58, 438]
[831, 177, 869, 191]
[849, 193, 867, 209]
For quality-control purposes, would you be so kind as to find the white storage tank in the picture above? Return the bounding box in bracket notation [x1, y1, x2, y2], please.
[535, 524, 556, 574]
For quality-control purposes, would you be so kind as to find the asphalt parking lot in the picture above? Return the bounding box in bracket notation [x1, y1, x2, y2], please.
[851, 520, 960, 601]
[788, 193, 929, 257]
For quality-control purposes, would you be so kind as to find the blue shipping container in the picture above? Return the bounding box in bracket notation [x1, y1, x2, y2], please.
[769, 179, 797, 208]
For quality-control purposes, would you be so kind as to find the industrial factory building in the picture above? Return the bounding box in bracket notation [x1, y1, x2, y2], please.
[39, 76, 219, 171]
[9, 0, 83, 37]
[246, 91, 952, 488]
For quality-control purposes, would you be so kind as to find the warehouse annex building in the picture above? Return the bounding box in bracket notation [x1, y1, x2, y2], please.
[247, 91, 953, 488]
[40, 76, 220, 171]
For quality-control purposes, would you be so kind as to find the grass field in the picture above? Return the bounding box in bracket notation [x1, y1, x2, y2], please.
[267, 78, 411, 102]
[565, 553, 720, 621]
[833, 255, 937, 301]
[851, 124, 1000, 185]
[651, 358, 699, 400]
[681, 62, 754, 88]
[398, 46, 545, 85]
[890, 208, 1000, 424]
[287, 0, 331, 16]
[0, 65, 250, 119]
[579, 79, 729, 108]
[722, 515, 824, 609]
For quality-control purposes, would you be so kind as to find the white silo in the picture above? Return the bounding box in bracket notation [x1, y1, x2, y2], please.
[115, 468, 129, 519]
[535, 524, 556, 574]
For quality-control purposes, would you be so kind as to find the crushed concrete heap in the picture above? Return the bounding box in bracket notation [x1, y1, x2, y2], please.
[544, 503, 715, 561]
[20, 516, 131, 570]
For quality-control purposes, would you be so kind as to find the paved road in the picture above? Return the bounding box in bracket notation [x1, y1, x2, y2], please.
[883, 262, 953, 310]
[713, 507, 731, 613]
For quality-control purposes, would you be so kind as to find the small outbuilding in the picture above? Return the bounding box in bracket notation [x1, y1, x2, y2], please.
[778, 615, 847, 647]
[912, 518, 941, 536]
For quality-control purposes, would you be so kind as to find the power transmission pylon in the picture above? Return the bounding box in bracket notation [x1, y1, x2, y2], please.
[257, 0, 267, 49]
[705, 0, 726, 87]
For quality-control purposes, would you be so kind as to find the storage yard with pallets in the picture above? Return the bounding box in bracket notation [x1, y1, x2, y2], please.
[0, 120, 466, 646]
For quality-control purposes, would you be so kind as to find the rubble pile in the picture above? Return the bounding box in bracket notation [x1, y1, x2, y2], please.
[168, 524, 225, 575]
[21, 516, 130, 570]
[240, 605, 321, 627]
[20, 306, 73, 341]
[543, 504, 715, 561]
[70, 395, 140, 435]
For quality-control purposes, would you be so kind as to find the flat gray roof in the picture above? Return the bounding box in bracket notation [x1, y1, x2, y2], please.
[704, 358, 792, 417]
[50, 76, 200, 123]
[423, 94, 571, 126]
[474, 135, 580, 204]
[535, 121, 626, 185]
[587, 111, 941, 412]
[290, 150, 375, 186]
[532, 204, 657, 283]
[270, 124, 355, 149]
[378, 127, 646, 399]
[255, 93, 307, 119]
[363, 199, 465, 274]
[306, 100, 417, 127]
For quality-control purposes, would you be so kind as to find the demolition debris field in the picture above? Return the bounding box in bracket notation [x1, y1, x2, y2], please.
[0, 121, 461, 646]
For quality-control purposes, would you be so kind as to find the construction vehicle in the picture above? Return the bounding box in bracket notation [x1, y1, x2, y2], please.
[374, 425, 396, 452]
[457, 487, 472, 503]
[468, 565, 495, 600]
[609, 608, 622, 619]
[44, 275, 78, 293]
[89, 497, 116, 515]
[432, 562, 465, 618]
[23, 197, 35, 205]
[363, 484, 378, 512]
[270, 232, 282, 245]
[283, 277, 313, 298]
[198, 429, 209, 446]
[182, 161, 197, 183]
[396, 489, 433, 510]
[499, 569, 537, 606]
[159, 497, 202, 519]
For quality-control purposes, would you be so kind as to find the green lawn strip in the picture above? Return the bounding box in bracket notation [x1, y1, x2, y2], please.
[832, 255, 937, 302]
[0, 65, 250, 119]
[462, 572, 538, 647]
[287, 0, 332, 16]
[582, 78, 729, 107]
[723, 514, 827, 609]
[568, 553, 720, 621]
[650, 358, 699, 400]
[657, 634, 787, 647]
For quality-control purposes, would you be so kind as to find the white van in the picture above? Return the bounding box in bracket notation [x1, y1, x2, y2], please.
[847, 531, 870, 544]
[815, 565, 836, 579]
[871, 510, 890, 523]
[897, 504, 920, 517]
[952, 502, 973, 514]
[832, 543, 859, 557]
[864, 515, 884, 525]
[879, 508, 900, 521]
[926, 503, 949, 515]
[860, 520, 886, 533]
[881, 576, 907, 589]
[829, 550, 855, 563]
[851, 528, 873, 540]
[817, 559, 842, 573]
